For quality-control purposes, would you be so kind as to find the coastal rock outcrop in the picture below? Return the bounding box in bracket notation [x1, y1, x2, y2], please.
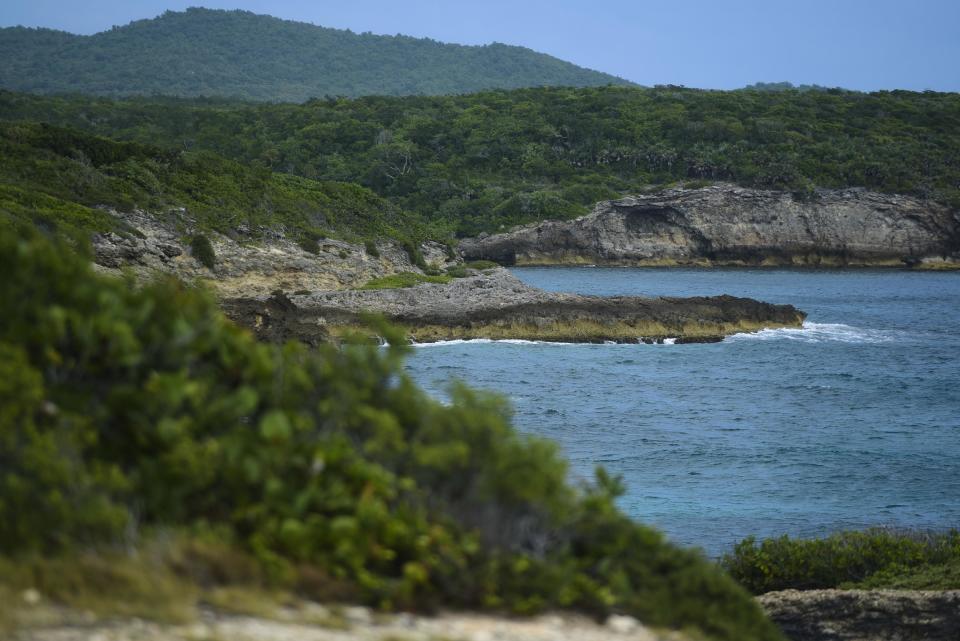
[758, 589, 960, 641]
[87, 209, 806, 344]
[223, 268, 805, 344]
[460, 184, 960, 268]
[90, 209, 453, 296]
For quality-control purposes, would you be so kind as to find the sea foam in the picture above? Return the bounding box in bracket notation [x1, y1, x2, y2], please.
[726, 322, 899, 344]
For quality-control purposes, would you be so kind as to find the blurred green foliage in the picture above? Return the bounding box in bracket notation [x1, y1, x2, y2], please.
[0, 227, 781, 640]
[722, 529, 960, 593]
[1, 85, 957, 237]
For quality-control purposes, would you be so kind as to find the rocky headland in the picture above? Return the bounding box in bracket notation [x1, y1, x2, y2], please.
[223, 268, 804, 344]
[91, 209, 805, 344]
[460, 184, 960, 269]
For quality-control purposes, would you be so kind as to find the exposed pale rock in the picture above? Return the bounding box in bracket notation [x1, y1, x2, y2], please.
[460, 184, 960, 268]
[222, 268, 805, 344]
[89, 209, 445, 297]
[13, 608, 685, 641]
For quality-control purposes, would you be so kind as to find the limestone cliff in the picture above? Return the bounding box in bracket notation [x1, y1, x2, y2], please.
[90, 209, 454, 297]
[460, 185, 960, 268]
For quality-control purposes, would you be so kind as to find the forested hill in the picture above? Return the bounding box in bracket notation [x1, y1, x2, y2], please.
[0, 8, 632, 101]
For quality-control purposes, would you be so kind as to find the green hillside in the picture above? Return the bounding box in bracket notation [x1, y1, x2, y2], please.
[0, 8, 632, 102]
[0, 120, 432, 245]
[3, 85, 957, 237]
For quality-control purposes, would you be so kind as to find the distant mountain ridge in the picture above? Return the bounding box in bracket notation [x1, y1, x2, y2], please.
[0, 7, 632, 101]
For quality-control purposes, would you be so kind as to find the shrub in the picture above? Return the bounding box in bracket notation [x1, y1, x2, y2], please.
[364, 239, 380, 258]
[466, 260, 500, 270]
[445, 264, 468, 278]
[190, 233, 216, 268]
[0, 227, 781, 641]
[358, 271, 452, 290]
[401, 239, 428, 270]
[721, 528, 960, 594]
[298, 237, 320, 254]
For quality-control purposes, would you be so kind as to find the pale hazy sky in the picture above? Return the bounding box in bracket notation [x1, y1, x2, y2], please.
[2, 0, 958, 92]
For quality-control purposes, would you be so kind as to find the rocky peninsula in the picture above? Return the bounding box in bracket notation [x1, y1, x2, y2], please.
[223, 268, 804, 344]
[92, 209, 805, 345]
[460, 184, 960, 269]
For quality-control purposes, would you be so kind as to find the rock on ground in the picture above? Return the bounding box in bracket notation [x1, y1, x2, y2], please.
[758, 589, 960, 641]
[13, 607, 683, 641]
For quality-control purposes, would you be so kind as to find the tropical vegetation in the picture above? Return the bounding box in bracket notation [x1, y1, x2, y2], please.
[1, 85, 956, 238]
[0, 226, 782, 640]
[722, 528, 960, 593]
[0, 8, 630, 102]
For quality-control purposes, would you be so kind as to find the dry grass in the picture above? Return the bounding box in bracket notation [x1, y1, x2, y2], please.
[0, 552, 196, 625]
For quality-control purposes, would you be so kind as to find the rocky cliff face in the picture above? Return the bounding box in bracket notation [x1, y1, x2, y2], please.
[89, 208, 806, 344]
[460, 185, 960, 268]
[90, 209, 454, 297]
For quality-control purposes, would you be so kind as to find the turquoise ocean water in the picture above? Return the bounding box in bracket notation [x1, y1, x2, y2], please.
[406, 267, 960, 555]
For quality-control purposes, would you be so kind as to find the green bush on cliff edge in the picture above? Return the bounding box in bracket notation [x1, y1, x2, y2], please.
[0, 227, 781, 641]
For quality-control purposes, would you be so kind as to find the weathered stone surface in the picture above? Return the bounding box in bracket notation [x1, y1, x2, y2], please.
[758, 589, 960, 641]
[90, 209, 449, 297]
[224, 268, 805, 344]
[460, 185, 960, 268]
[88, 209, 805, 344]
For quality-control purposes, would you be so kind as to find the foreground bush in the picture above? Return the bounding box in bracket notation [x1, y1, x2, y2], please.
[722, 529, 960, 593]
[0, 227, 781, 641]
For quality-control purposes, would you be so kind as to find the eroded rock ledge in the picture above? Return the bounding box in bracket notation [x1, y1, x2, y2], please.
[460, 184, 960, 268]
[89, 209, 805, 344]
[758, 589, 960, 641]
[223, 268, 805, 345]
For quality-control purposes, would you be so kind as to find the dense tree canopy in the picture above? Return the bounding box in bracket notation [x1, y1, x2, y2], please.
[0, 8, 631, 102]
[0, 120, 432, 244]
[2, 85, 956, 237]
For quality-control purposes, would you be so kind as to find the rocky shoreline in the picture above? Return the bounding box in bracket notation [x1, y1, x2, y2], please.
[91, 209, 806, 345]
[222, 268, 805, 345]
[460, 184, 960, 269]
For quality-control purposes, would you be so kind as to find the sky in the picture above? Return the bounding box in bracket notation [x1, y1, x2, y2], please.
[2, 0, 958, 92]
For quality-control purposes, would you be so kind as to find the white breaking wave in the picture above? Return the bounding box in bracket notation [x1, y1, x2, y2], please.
[726, 322, 899, 344]
[412, 337, 683, 348]
[411, 338, 569, 348]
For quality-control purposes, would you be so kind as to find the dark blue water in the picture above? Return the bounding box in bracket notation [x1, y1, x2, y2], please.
[406, 267, 960, 555]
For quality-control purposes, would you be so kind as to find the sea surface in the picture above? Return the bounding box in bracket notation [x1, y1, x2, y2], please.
[405, 267, 960, 556]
